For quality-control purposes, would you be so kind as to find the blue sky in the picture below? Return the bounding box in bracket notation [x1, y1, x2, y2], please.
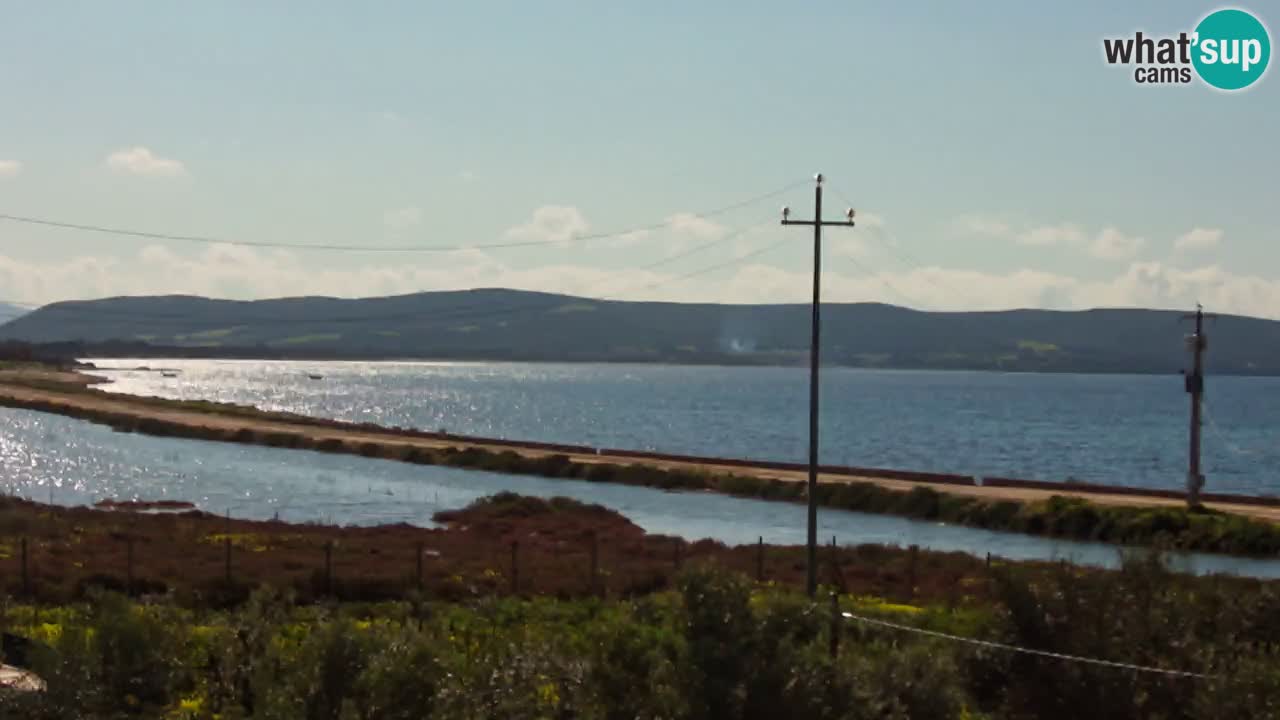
[1, 1, 1276, 315]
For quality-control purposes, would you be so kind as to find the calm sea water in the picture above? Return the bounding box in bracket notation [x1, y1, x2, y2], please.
[3, 405, 1278, 578]
[90, 359, 1280, 497]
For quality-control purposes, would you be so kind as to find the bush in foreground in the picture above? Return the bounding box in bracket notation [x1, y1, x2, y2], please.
[1, 556, 1278, 719]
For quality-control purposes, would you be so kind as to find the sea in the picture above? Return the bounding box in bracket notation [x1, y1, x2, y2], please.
[89, 359, 1280, 496]
[2, 359, 1278, 576]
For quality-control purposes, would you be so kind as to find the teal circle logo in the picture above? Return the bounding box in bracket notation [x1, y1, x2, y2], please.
[1192, 8, 1271, 90]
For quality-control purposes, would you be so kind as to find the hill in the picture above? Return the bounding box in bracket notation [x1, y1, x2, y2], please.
[0, 289, 1273, 374]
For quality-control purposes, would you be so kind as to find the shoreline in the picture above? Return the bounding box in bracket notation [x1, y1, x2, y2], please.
[78, 352, 1280, 377]
[65, 364, 1280, 509]
[2, 367, 1280, 556]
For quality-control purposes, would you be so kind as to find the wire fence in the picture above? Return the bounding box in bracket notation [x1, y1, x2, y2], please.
[0, 503, 1244, 683]
[839, 609, 1214, 679]
[0, 518, 829, 607]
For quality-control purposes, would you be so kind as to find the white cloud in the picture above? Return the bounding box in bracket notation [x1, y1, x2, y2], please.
[1088, 227, 1145, 260]
[6, 243, 1280, 320]
[105, 147, 186, 177]
[966, 215, 1145, 262]
[1018, 223, 1087, 247]
[854, 212, 886, 229]
[601, 229, 651, 249]
[664, 213, 728, 240]
[0, 205, 1271, 319]
[1175, 227, 1224, 254]
[951, 213, 1013, 238]
[505, 205, 590, 244]
[839, 212, 887, 256]
[830, 235, 875, 260]
[0, 160, 21, 178]
[383, 207, 423, 231]
[694, 260, 1280, 319]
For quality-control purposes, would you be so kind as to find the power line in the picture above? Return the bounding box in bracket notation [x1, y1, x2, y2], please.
[623, 229, 787, 295]
[0, 220, 779, 330]
[836, 252, 929, 310]
[841, 611, 1213, 679]
[828, 184, 977, 311]
[824, 183, 1082, 368]
[1202, 400, 1264, 458]
[0, 179, 806, 254]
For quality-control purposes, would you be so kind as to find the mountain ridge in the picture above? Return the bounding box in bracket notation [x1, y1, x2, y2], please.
[0, 302, 28, 325]
[0, 289, 1272, 374]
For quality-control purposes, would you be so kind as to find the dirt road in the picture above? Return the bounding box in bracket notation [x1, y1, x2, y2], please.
[2, 371, 1277, 525]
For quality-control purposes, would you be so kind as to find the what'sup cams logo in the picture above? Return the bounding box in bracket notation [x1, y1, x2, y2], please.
[1103, 7, 1271, 90]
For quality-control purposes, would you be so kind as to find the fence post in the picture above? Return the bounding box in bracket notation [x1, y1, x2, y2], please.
[830, 535, 837, 583]
[829, 591, 840, 660]
[985, 552, 991, 570]
[324, 540, 334, 597]
[589, 532, 599, 597]
[907, 545, 918, 602]
[511, 541, 520, 595]
[416, 541, 424, 591]
[224, 536, 232, 584]
[20, 537, 29, 597]
[126, 536, 135, 596]
[756, 536, 764, 582]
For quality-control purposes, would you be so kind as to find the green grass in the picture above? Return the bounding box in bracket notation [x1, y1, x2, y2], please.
[1017, 339, 1060, 353]
[269, 333, 341, 346]
[852, 353, 892, 365]
[177, 326, 244, 341]
[549, 303, 599, 314]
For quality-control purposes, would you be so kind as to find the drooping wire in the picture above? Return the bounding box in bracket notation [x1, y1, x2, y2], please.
[828, 185, 980, 311]
[1201, 399, 1261, 457]
[0, 179, 807, 254]
[0, 219, 780, 330]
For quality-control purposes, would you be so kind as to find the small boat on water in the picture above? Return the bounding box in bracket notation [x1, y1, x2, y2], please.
[161, 371, 179, 378]
[307, 373, 323, 380]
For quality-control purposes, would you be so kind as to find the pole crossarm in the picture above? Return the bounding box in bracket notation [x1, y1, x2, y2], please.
[781, 219, 857, 227]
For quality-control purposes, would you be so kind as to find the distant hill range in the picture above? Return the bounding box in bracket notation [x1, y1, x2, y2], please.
[0, 302, 28, 325]
[0, 289, 1274, 374]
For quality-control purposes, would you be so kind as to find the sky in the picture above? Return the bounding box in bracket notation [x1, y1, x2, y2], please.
[0, 1, 1277, 316]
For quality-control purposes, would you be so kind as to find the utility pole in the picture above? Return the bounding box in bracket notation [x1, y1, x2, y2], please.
[782, 173, 855, 597]
[1181, 304, 1215, 507]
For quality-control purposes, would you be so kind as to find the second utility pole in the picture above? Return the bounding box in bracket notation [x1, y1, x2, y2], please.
[1182, 303, 1215, 507]
[782, 173, 855, 597]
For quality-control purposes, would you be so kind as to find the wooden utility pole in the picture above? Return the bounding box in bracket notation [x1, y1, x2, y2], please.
[782, 173, 855, 597]
[1181, 304, 1215, 507]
